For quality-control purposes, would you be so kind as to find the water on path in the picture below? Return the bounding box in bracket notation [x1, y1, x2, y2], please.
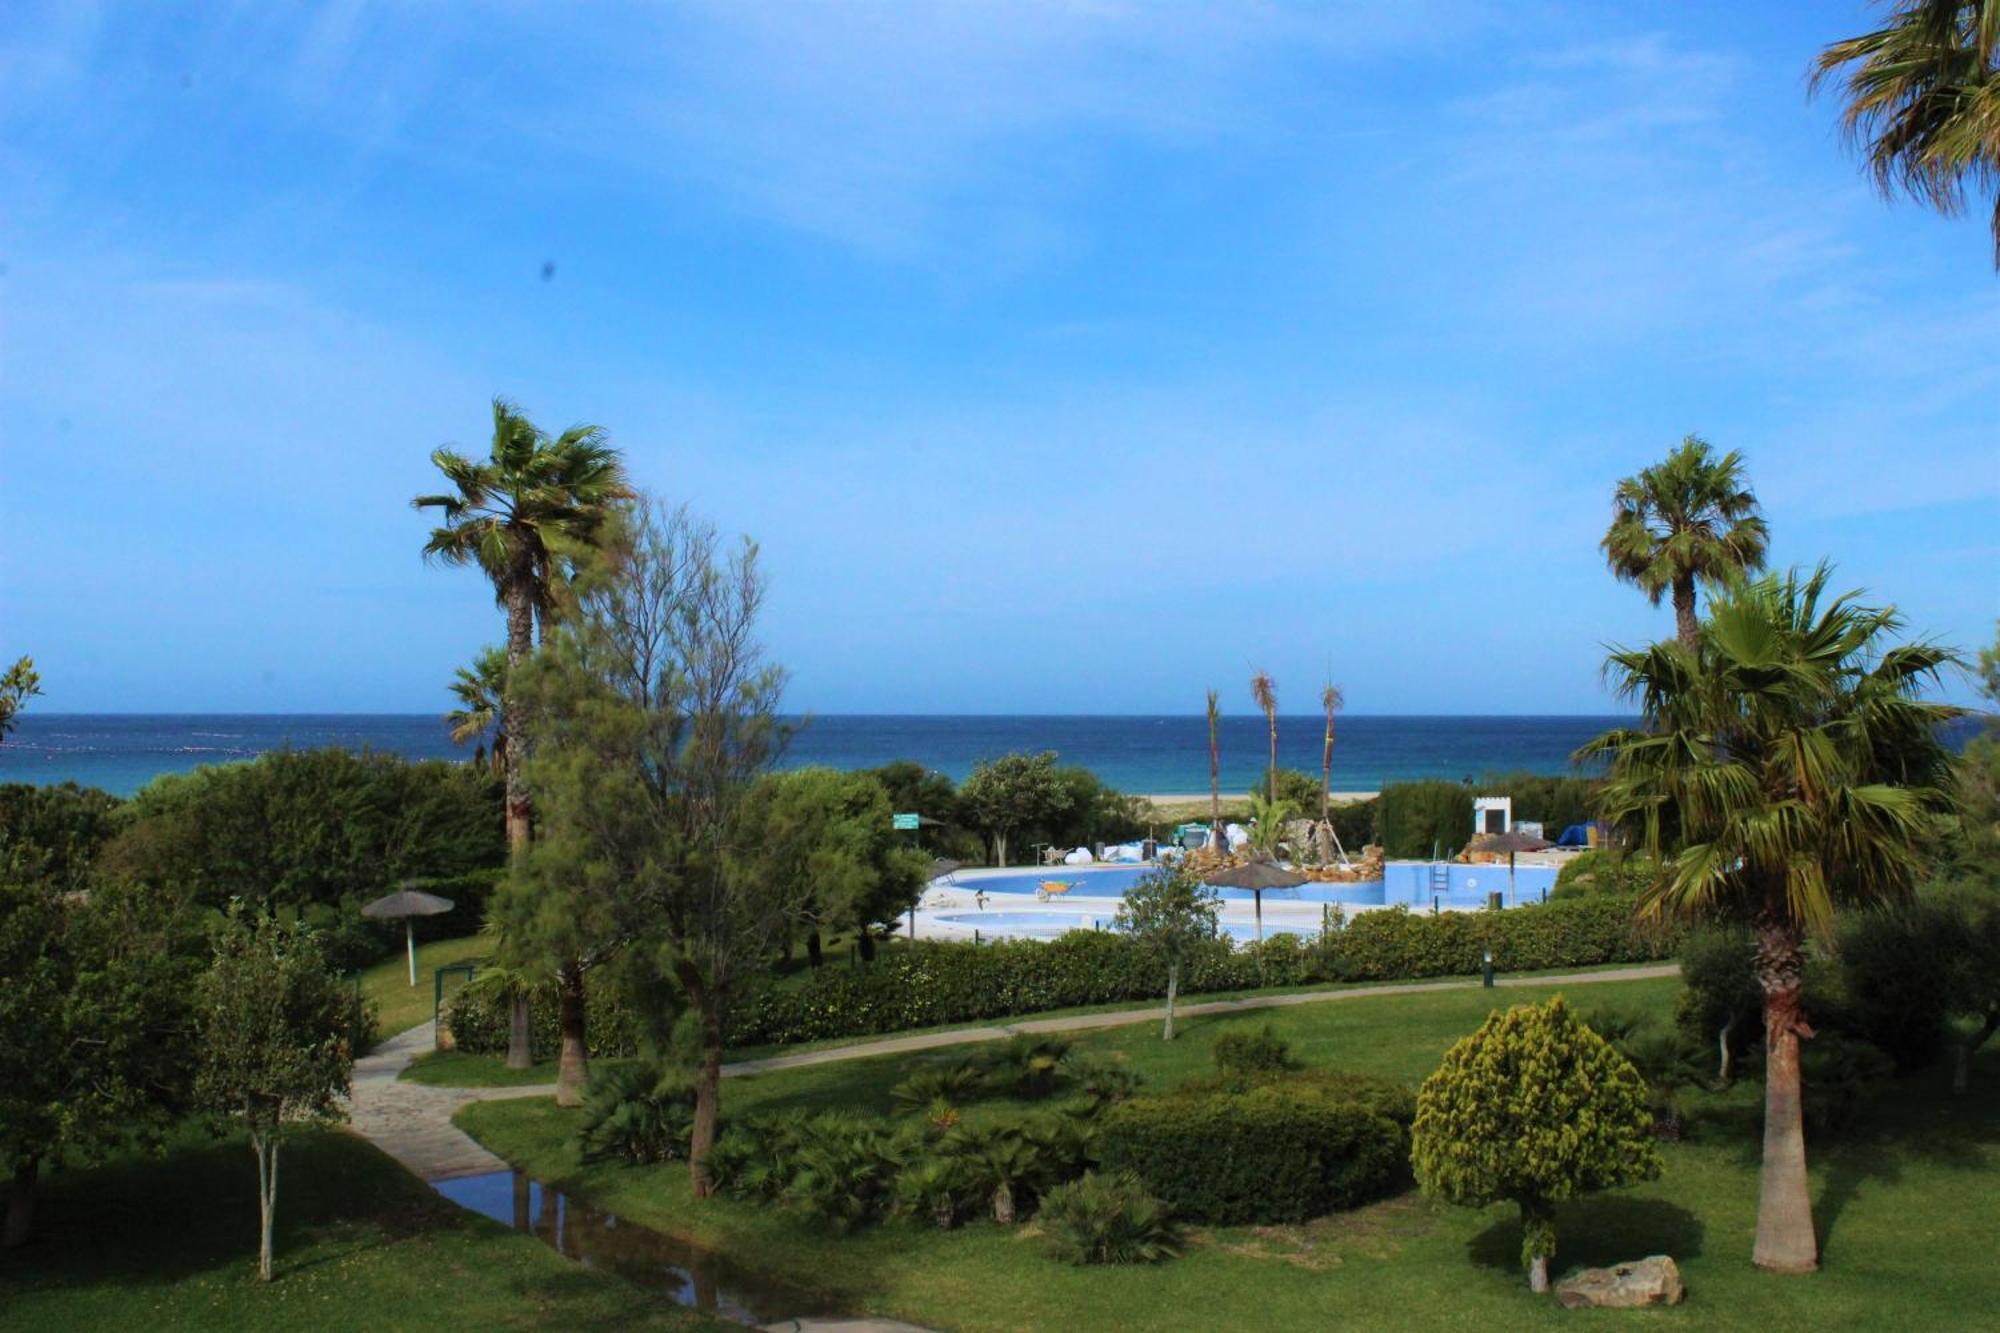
[434, 1168, 847, 1326]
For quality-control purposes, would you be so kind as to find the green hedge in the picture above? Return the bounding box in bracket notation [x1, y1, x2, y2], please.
[721, 895, 1675, 1049]
[445, 973, 642, 1059]
[1376, 781, 1474, 859]
[1098, 1071, 1412, 1223]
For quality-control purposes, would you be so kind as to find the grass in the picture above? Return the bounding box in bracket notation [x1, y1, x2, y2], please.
[0, 1125, 726, 1332]
[358, 933, 491, 1044]
[403, 1049, 578, 1088]
[459, 975, 2000, 1331]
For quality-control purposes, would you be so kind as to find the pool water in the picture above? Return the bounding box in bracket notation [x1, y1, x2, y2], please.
[945, 862, 1558, 909]
[937, 909, 1325, 944]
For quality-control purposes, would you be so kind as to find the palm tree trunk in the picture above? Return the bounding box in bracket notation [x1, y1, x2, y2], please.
[1753, 916, 1819, 1273]
[1266, 714, 1278, 801]
[502, 579, 534, 854]
[506, 993, 533, 1069]
[554, 961, 589, 1108]
[1955, 1008, 2000, 1095]
[1163, 958, 1180, 1040]
[3, 1157, 36, 1249]
[1673, 575, 1700, 653]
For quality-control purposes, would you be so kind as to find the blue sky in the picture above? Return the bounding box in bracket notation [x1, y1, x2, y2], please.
[2, 1, 1993, 715]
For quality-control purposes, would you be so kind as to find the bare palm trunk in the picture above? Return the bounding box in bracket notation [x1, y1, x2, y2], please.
[682, 974, 724, 1199]
[1753, 916, 1818, 1274]
[4, 1158, 36, 1249]
[1718, 1012, 1738, 1085]
[1955, 1009, 2000, 1095]
[554, 962, 588, 1108]
[502, 580, 534, 853]
[252, 1130, 280, 1281]
[1266, 714, 1278, 802]
[992, 1182, 1016, 1225]
[506, 993, 533, 1069]
[1673, 575, 1700, 653]
[1321, 722, 1332, 822]
[1163, 958, 1180, 1040]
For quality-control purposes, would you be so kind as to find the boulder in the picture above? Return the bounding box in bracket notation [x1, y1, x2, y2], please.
[1555, 1255, 1685, 1309]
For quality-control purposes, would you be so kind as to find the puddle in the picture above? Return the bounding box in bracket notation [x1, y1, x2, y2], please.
[433, 1168, 846, 1326]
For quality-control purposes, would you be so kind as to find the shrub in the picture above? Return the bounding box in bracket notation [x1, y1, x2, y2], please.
[976, 1034, 1072, 1099]
[1802, 1032, 1895, 1134]
[1550, 850, 1657, 901]
[1836, 903, 1963, 1072]
[1066, 1055, 1142, 1113]
[1674, 925, 1761, 1084]
[1411, 996, 1661, 1292]
[0, 782, 122, 891]
[1098, 1072, 1410, 1224]
[894, 1154, 983, 1230]
[577, 1060, 696, 1165]
[1210, 1024, 1296, 1083]
[1376, 781, 1474, 859]
[447, 971, 641, 1058]
[1039, 1171, 1181, 1265]
[782, 1113, 920, 1230]
[889, 1061, 989, 1120]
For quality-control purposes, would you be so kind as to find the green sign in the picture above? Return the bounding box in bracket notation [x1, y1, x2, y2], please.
[892, 812, 920, 831]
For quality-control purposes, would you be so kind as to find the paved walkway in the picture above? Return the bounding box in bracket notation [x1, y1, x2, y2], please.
[347, 962, 1678, 1179]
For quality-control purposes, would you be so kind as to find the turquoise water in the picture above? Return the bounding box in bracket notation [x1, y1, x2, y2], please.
[952, 865, 1557, 907]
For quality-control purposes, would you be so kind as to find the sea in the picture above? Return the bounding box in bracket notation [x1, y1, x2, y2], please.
[1, 713, 1983, 801]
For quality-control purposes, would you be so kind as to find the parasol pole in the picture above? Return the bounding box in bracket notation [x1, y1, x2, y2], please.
[407, 920, 418, 987]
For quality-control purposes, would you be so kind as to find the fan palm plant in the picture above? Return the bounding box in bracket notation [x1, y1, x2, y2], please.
[445, 646, 508, 778]
[1250, 671, 1278, 800]
[413, 397, 631, 853]
[1601, 436, 1768, 651]
[1581, 565, 1962, 1273]
[1813, 0, 2000, 266]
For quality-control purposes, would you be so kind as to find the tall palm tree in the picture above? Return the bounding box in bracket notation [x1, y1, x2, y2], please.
[1813, 0, 2000, 267]
[413, 397, 631, 853]
[1602, 436, 1768, 652]
[1205, 689, 1222, 853]
[445, 646, 509, 779]
[1319, 682, 1344, 822]
[1250, 671, 1278, 802]
[1581, 566, 1961, 1273]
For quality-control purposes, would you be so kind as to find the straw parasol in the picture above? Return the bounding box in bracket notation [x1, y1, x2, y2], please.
[1466, 831, 1554, 905]
[361, 884, 456, 987]
[1205, 858, 1307, 943]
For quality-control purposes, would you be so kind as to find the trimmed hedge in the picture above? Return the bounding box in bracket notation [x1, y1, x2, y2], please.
[1098, 1071, 1412, 1223]
[446, 973, 642, 1059]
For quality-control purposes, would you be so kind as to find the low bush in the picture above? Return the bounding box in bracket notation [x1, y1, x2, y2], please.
[1210, 1024, 1296, 1083]
[577, 1060, 696, 1165]
[1836, 904, 1964, 1073]
[1038, 1170, 1181, 1265]
[1802, 1032, 1896, 1134]
[446, 972, 642, 1058]
[1376, 781, 1474, 859]
[1098, 1071, 1412, 1224]
[1066, 1055, 1143, 1113]
[1550, 850, 1657, 901]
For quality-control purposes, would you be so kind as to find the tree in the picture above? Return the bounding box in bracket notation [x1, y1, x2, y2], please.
[958, 751, 1075, 867]
[1412, 996, 1661, 1293]
[1319, 682, 1344, 822]
[1581, 566, 1961, 1272]
[1, 878, 201, 1247]
[1205, 689, 1223, 849]
[1813, 0, 2000, 267]
[413, 397, 632, 854]
[738, 767, 927, 965]
[1601, 436, 1768, 651]
[0, 657, 41, 744]
[499, 497, 795, 1165]
[446, 646, 509, 778]
[193, 907, 364, 1281]
[1114, 864, 1220, 1040]
[1250, 671, 1279, 800]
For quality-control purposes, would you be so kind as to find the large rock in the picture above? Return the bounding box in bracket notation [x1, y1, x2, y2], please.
[1555, 1255, 1686, 1309]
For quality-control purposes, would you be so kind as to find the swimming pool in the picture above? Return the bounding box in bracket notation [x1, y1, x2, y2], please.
[936, 910, 1320, 944]
[944, 862, 1558, 909]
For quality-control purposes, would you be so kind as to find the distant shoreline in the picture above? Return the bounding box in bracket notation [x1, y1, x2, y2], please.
[1140, 791, 1380, 807]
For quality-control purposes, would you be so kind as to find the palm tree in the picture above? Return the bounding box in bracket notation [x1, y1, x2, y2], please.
[1250, 671, 1278, 801]
[1581, 566, 1962, 1273]
[1319, 682, 1344, 822]
[445, 646, 508, 778]
[1813, 0, 2000, 267]
[413, 397, 631, 853]
[1205, 689, 1222, 853]
[1602, 436, 1768, 652]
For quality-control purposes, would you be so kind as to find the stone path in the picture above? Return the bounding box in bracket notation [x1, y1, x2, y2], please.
[347, 962, 1678, 1178]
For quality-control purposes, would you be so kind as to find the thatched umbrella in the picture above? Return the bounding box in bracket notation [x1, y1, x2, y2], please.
[361, 884, 456, 987]
[1466, 831, 1554, 904]
[1206, 859, 1307, 943]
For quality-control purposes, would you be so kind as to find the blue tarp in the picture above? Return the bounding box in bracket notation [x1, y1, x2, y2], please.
[1556, 822, 1613, 848]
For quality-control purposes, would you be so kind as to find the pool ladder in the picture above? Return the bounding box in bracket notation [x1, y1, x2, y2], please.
[1428, 858, 1450, 908]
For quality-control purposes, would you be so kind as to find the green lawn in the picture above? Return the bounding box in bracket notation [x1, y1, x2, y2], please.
[460, 975, 2000, 1331]
[0, 1126, 726, 1332]
[403, 1049, 575, 1088]
[359, 934, 490, 1043]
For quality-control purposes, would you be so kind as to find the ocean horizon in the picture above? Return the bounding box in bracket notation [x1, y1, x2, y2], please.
[4, 712, 1983, 801]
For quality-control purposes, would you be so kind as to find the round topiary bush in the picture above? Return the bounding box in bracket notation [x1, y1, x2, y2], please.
[1411, 995, 1661, 1292]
